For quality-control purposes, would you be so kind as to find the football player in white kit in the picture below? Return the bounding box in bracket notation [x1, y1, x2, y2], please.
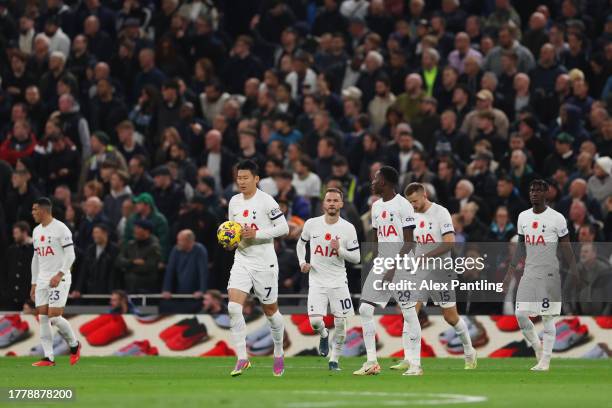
[296, 188, 360, 371]
[402, 183, 477, 374]
[30, 197, 81, 367]
[504, 179, 578, 371]
[353, 166, 418, 376]
[226, 160, 290, 377]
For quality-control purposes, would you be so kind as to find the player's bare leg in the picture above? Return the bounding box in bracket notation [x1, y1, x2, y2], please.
[32, 304, 56, 367]
[48, 307, 80, 365]
[328, 317, 346, 371]
[308, 314, 329, 357]
[394, 303, 423, 375]
[263, 302, 285, 377]
[516, 310, 544, 367]
[442, 306, 476, 370]
[228, 289, 251, 377]
[531, 315, 556, 371]
[353, 301, 381, 375]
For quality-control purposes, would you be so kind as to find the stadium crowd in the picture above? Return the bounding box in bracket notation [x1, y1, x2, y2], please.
[1, 0, 612, 314]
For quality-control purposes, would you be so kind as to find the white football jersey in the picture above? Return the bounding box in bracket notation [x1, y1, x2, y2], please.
[228, 189, 285, 270]
[32, 219, 74, 283]
[300, 215, 360, 288]
[371, 194, 415, 257]
[517, 206, 569, 279]
[413, 202, 454, 256]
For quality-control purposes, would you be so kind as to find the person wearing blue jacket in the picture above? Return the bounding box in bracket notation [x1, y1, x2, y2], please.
[161, 229, 209, 313]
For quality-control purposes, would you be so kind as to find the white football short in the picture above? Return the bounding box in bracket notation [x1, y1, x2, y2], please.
[227, 262, 279, 304]
[361, 261, 418, 310]
[35, 276, 72, 308]
[308, 286, 355, 317]
[516, 274, 562, 316]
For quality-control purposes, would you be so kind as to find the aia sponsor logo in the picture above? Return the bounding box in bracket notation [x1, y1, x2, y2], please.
[525, 235, 546, 245]
[35, 246, 55, 256]
[416, 234, 436, 243]
[314, 245, 339, 257]
[377, 225, 398, 237]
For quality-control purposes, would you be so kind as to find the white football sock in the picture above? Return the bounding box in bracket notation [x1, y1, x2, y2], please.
[49, 316, 78, 348]
[453, 317, 474, 355]
[228, 302, 247, 360]
[266, 310, 285, 357]
[39, 315, 54, 361]
[329, 317, 346, 363]
[541, 316, 556, 365]
[359, 303, 377, 362]
[516, 311, 542, 354]
[309, 316, 328, 338]
[402, 307, 421, 367]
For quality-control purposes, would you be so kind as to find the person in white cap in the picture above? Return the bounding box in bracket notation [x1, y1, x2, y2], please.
[587, 156, 612, 211]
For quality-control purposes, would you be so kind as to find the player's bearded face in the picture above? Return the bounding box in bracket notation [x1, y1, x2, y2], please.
[323, 195, 343, 215]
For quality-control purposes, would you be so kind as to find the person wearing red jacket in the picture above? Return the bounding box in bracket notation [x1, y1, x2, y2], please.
[0, 120, 38, 166]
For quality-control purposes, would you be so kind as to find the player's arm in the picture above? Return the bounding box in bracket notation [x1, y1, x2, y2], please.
[504, 234, 525, 291]
[337, 225, 360, 264]
[30, 248, 39, 301]
[559, 223, 579, 289]
[296, 220, 311, 272]
[423, 213, 455, 259]
[52, 230, 76, 288]
[254, 198, 289, 239]
[400, 201, 417, 255]
[423, 231, 455, 258]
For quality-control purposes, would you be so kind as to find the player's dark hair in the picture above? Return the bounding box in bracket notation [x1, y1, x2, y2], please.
[236, 159, 259, 176]
[529, 179, 549, 191]
[379, 165, 399, 186]
[34, 197, 52, 210]
[325, 187, 344, 201]
[404, 182, 425, 196]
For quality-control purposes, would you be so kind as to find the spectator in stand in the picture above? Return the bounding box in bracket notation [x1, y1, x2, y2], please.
[116, 219, 162, 294]
[57, 93, 91, 159]
[0, 120, 37, 166]
[73, 223, 119, 296]
[76, 196, 111, 251]
[124, 192, 170, 259]
[104, 170, 133, 228]
[292, 155, 322, 202]
[461, 89, 509, 141]
[488, 206, 516, 243]
[1, 222, 33, 311]
[5, 166, 40, 229]
[151, 165, 185, 226]
[447, 32, 482, 75]
[393, 73, 425, 123]
[483, 24, 535, 76]
[161, 229, 208, 313]
[588, 157, 612, 212]
[42, 132, 81, 193]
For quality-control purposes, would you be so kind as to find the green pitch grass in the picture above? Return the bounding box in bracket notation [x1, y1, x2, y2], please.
[1, 357, 611, 408]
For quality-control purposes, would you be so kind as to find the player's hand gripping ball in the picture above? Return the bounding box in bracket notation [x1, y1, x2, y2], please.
[217, 221, 242, 250]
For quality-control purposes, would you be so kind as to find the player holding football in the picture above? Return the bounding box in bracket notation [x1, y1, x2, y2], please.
[354, 166, 418, 376]
[226, 160, 290, 377]
[296, 188, 360, 371]
[403, 183, 477, 374]
[504, 179, 578, 371]
[30, 197, 81, 366]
